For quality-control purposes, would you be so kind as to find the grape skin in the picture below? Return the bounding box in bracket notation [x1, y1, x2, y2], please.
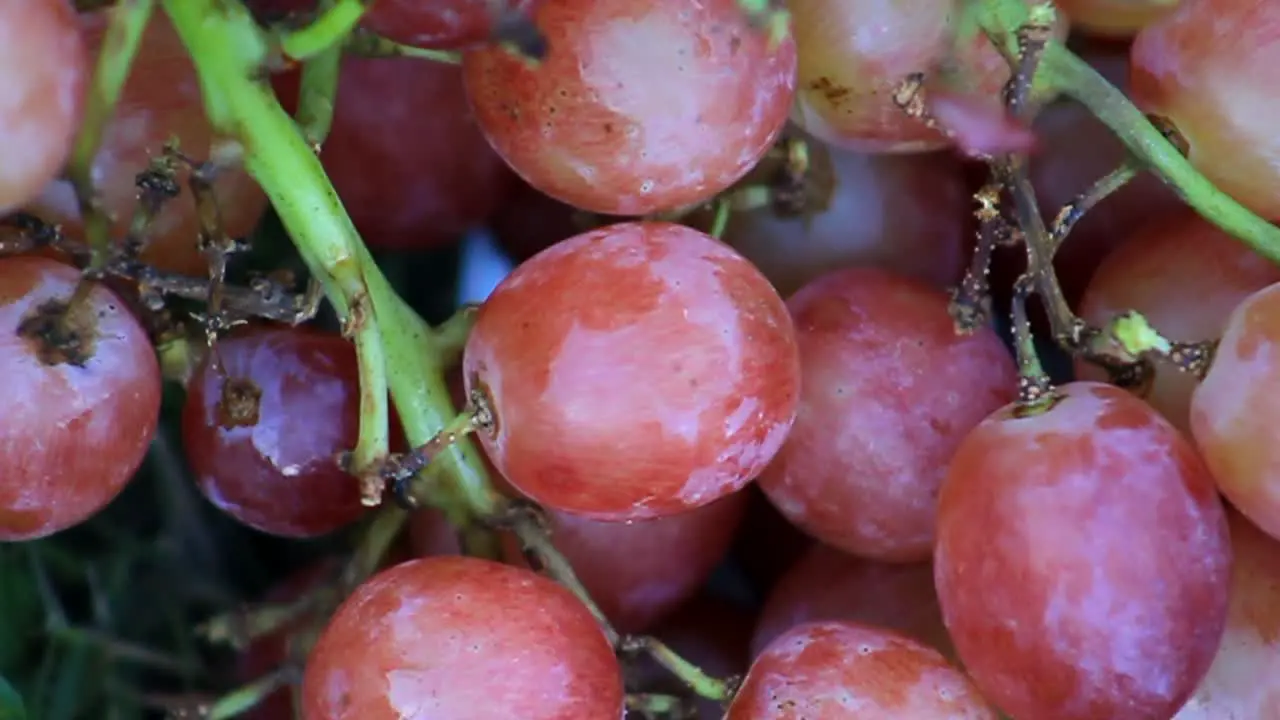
[1130, 0, 1280, 221]
[462, 0, 797, 216]
[301, 556, 624, 719]
[0, 0, 85, 214]
[463, 221, 800, 520]
[181, 327, 370, 538]
[937, 382, 1231, 720]
[1076, 210, 1280, 433]
[1191, 282, 1280, 542]
[727, 620, 996, 719]
[0, 256, 161, 541]
[757, 267, 1017, 562]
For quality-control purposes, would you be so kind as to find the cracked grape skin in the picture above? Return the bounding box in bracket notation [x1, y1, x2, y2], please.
[301, 556, 624, 720]
[726, 620, 996, 719]
[0, 0, 84, 214]
[0, 256, 161, 541]
[461, 0, 797, 216]
[936, 382, 1231, 720]
[462, 221, 800, 521]
[756, 266, 1018, 563]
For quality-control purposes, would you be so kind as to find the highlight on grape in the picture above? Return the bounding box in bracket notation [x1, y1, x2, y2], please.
[3, 0, 1280, 718]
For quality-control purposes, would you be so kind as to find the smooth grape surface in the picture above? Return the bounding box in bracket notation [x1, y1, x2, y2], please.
[302, 556, 624, 719]
[727, 621, 996, 719]
[1077, 210, 1280, 432]
[0, 0, 84, 214]
[722, 142, 970, 297]
[1174, 510, 1280, 718]
[502, 492, 749, 633]
[1191, 282, 1280, 541]
[1131, 0, 1280, 220]
[0, 256, 161, 540]
[937, 382, 1231, 720]
[757, 267, 1017, 561]
[273, 56, 514, 252]
[181, 327, 369, 538]
[462, 0, 796, 216]
[464, 221, 800, 520]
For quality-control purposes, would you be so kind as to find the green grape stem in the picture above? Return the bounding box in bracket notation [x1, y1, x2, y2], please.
[969, 0, 1280, 264]
[276, 0, 370, 62]
[159, 0, 492, 529]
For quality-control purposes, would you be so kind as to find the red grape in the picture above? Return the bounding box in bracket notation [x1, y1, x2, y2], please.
[626, 594, 754, 719]
[181, 326, 369, 538]
[461, 0, 796, 216]
[788, 0, 1060, 153]
[26, 11, 268, 276]
[0, 0, 85, 214]
[1130, 0, 1280, 220]
[1076, 210, 1280, 433]
[0, 256, 161, 540]
[362, 0, 542, 50]
[937, 381, 1231, 720]
[272, 56, 514, 252]
[1024, 39, 1184, 305]
[503, 492, 749, 633]
[463, 221, 800, 520]
[1174, 510, 1280, 718]
[410, 483, 749, 633]
[1056, 0, 1179, 36]
[727, 620, 997, 719]
[301, 556, 624, 719]
[752, 544, 953, 661]
[722, 143, 970, 297]
[757, 267, 1017, 562]
[1191, 282, 1280, 542]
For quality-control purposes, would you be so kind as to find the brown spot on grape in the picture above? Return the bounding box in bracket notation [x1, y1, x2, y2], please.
[809, 76, 851, 107]
[217, 378, 262, 428]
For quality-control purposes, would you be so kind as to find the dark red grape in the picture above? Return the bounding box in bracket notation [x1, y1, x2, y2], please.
[181, 326, 369, 538]
[273, 55, 514, 252]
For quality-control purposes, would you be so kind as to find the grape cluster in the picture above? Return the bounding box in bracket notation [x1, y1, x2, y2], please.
[3, 0, 1280, 718]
